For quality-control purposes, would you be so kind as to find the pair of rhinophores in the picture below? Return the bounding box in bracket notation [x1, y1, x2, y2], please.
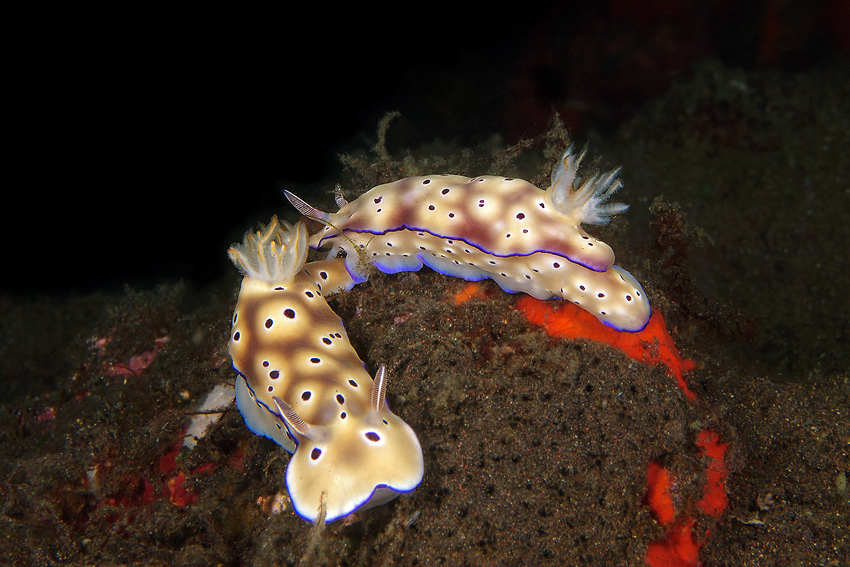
[227, 145, 650, 522]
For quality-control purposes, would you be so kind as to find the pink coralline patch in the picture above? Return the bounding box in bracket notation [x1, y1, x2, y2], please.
[36, 407, 56, 422]
[159, 437, 183, 475]
[104, 476, 157, 509]
[103, 336, 170, 377]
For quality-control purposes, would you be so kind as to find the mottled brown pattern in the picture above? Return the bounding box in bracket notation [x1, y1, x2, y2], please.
[229, 271, 371, 426]
[313, 175, 616, 272]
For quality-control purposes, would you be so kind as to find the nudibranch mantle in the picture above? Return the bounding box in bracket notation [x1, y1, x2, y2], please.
[227, 217, 424, 522]
[287, 145, 650, 332]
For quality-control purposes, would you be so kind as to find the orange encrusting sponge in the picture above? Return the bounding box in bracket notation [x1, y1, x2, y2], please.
[642, 427, 729, 567]
[515, 296, 697, 400]
[453, 282, 495, 306]
[695, 429, 729, 519]
[643, 461, 700, 567]
[645, 462, 677, 525]
[644, 519, 701, 567]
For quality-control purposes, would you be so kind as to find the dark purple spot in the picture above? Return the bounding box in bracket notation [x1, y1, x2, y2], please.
[374, 196, 382, 204]
[323, 337, 332, 345]
[598, 293, 605, 298]
[626, 295, 633, 302]
[553, 262, 561, 268]
[301, 391, 312, 401]
[539, 202, 545, 208]
[579, 285, 586, 291]
[233, 313, 238, 323]
[348, 379, 358, 387]
[267, 386, 273, 392]
[284, 309, 295, 319]
[265, 318, 273, 329]
[340, 412, 347, 419]
[525, 275, 532, 279]
[448, 212, 455, 218]
[305, 291, 314, 298]
[319, 271, 328, 280]
[376, 208, 382, 213]
[428, 204, 436, 211]
[310, 357, 321, 364]
[269, 370, 279, 379]
[233, 332, 240, 341]
[262, 360, 270, 367]
[311, 448, 321, 460]
[516, 212, 525, 220]
[441, 187, 450, 195]
[336, 394, 344, 404]
[506, 234, 511, 238]
[274, 286, 285, 291]
[522, 229, 528, 233]
[365, 432, 380, 442]
[423, 179, 431, 185]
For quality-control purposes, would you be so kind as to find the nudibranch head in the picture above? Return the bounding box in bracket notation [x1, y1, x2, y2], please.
[227, 216, 308, 284]
[275, 366, 424, 522]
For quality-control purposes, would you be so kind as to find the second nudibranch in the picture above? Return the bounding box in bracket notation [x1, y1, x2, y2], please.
[286, 145, 651, 331]
[227, 217, 424, 522]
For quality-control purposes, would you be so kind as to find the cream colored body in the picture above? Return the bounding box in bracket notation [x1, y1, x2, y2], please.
[228, 219, 423, 522]
[286, 145, 651, 331]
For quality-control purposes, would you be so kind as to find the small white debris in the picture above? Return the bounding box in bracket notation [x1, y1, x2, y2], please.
[183, 383, 234, 449]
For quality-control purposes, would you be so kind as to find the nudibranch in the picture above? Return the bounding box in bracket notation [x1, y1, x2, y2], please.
[227, 217, 424, 522]
[286, 145, 651, 331]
